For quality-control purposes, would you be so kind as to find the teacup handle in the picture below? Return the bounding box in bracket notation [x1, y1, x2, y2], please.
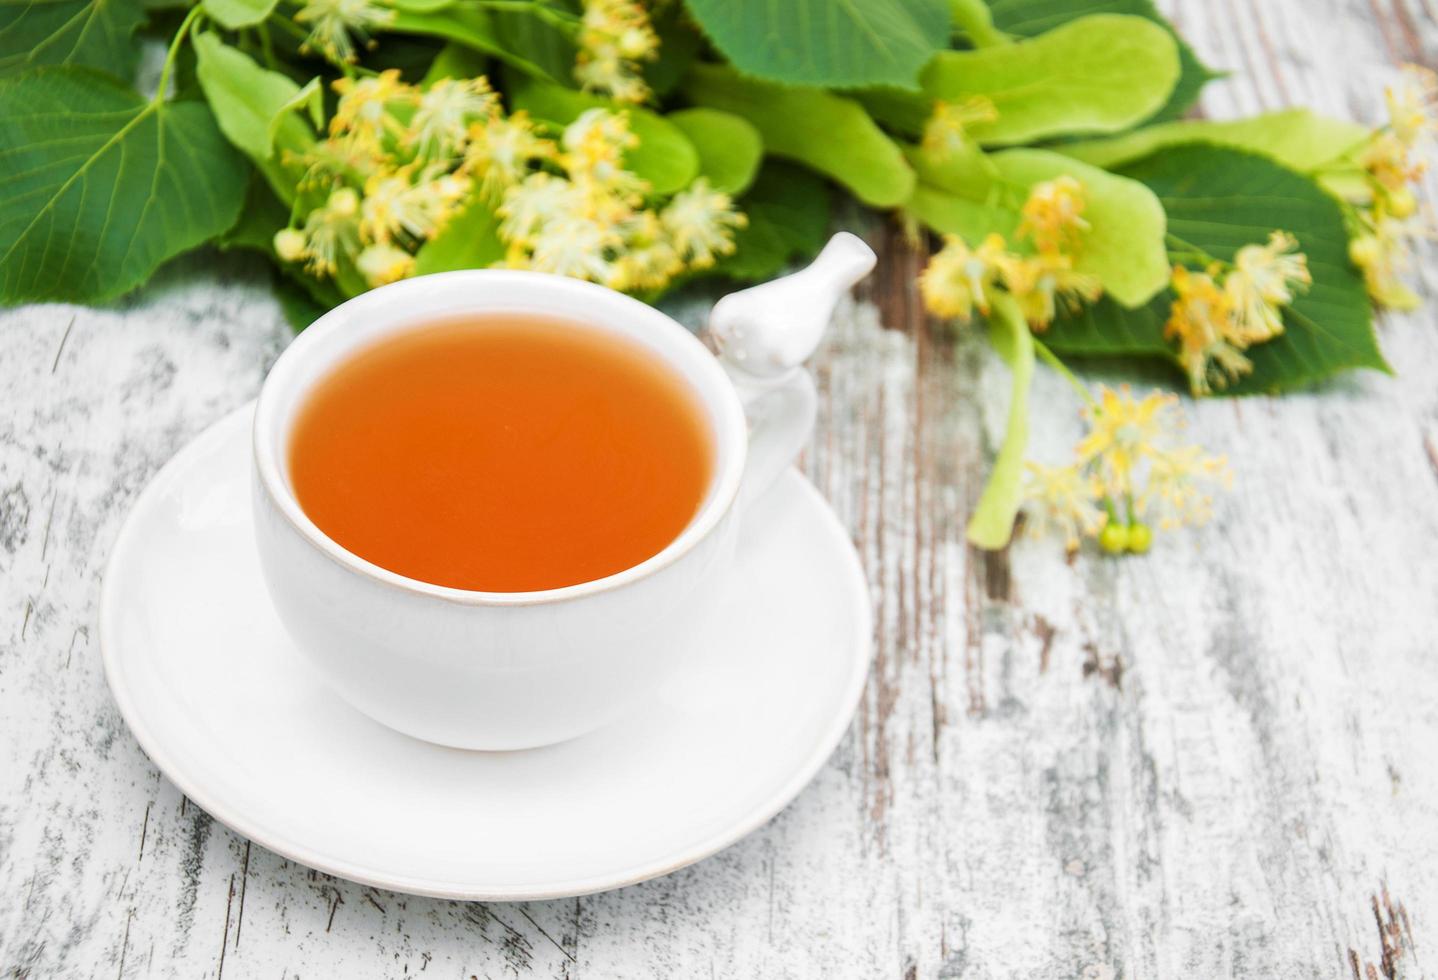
[708, 233, 877, 506]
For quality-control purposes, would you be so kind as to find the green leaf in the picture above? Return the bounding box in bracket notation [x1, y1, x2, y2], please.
[413, 195, 505, 274]
[391, 0, 455, 12]
[1057, 109, 1372, 172]
[987, 0, 1219, 123]
[709, 161, 831, 282]
[0, 0, 146, 79]
[644, 1, 703, 97]
[682, 63, 914, 207]
[201, 0, 277, 29]
[508, 75, 699, 195]
[682, 0, 949, 90]
[387, 3, 565, 81]
[967, 292, 1033, 550]
[486, 2, 576, 83]
[421, 40, 488, 84]
[1045, 144, 1388, 394]
[273, 271, 331, 331]
[906, 146, 1169, 307]
[193, 33, 317, 204]
[0, 67, 248, 303]
[666, 108, 762, 195]
[218, 173, 290, 254]
[920, 14, 1181, 145]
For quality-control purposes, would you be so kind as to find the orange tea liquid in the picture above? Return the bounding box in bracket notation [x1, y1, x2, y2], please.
[287, 315, 714, 592]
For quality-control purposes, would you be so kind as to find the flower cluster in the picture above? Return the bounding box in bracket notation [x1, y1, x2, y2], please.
[918, 176, 1102, 329]
[1023, 386, 1230, 554]
[1346, 65, 1437, 309]
[294, 0, 394, 64]
[273, 71, 744, 293]
[574, 0, 659, 104]
[1161, 232, 1311, 395]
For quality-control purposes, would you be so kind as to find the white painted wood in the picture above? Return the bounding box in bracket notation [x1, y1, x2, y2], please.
[2, 2, 1436, 976]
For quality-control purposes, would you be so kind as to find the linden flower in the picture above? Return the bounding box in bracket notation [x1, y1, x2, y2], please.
[1021, 462, 1107, 552]
[292, 187, 363, 275]
[465, 111, 555, 201]
[1350, 215, 1424, 310]
[1001, 252, 1101, 330]
[360, 169, 466, 246]
[1017, 176, 1090, 256]
[296, 0, 394, 64]
[609, 212, 683, 292]
[526, 215, 621, 282]
[919, 233, 1009, 321]
[1362, 131, 1425, 192]
[407, 77, 496, 161]
[498, 172, 587, 249]
[1386, 64, 1438, 147]
[273, 227, 308, 263]
[356, 242, 415, 286]
[1164, 266, 1252, 396]
[921, 97, 998, 157]
[1139, 445, 1232, 529]
[1075, 385, 1176, 499]
[1224, 231, 1311, 345]
[575, 0, 658, 104]
[562, 109, 645, 201]
[660, 179, 745, 269]
[330, 71, 414, 155]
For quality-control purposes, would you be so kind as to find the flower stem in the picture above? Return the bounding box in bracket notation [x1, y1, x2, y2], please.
[153, 4, 204, 106]
[1032, 336, 1096, 410]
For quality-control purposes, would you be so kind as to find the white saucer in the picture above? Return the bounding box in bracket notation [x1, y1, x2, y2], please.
[101, 405, 872, 900]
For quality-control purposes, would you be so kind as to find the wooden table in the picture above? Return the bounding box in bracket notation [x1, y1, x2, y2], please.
[3, 3, 1436, 976]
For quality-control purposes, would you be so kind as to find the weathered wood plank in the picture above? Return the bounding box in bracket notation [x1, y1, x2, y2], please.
[2, 2, 1437, 977]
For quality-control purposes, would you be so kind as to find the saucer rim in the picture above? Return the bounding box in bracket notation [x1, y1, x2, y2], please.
[100, 403, 873, 901]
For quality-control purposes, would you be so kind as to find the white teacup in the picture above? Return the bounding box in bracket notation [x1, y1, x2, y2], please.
[252, 233, 875, 750]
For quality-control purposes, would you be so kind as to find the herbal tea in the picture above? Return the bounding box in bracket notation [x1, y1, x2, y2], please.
[288, 315, 714, 592]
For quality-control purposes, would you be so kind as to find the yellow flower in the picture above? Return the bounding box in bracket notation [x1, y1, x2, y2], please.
[1164, 265, 1251, 396]
[1349, 215, 1424, 310]
[920, 97, 998, 157]
[498, 172, 586, 249]
[526, 215, 621, 282]
[295, 0, 394, 63]
[1016, 176, 1090, 256]
[1075, 385, 1175, 499]
[356, 243, 415, 286]
[659, 178, 745, 269]
[273, 228, 308, 263]
[407, 77, 496, 161]
[561, 109, 646, 202]
[919, 233, 1009, 321]
[360, 169, 466, 246]
[1386, 64, 1438, 147]
[1001, 251, 1102, 330]
[330, 71, 414, 154]
[295, 187, 363, 276]
[1021, 462, 1107, 552]
[1139, 445, 1231, 529]
[464, 111, 555, 201]
[608, 211, 683, 291]
[575, 0, 658, 105]
[1362, 131, 1425, 192]
[1223, 231, 1310, 345]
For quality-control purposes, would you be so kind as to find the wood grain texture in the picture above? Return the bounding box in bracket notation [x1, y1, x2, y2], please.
[3, 3, 1438, 976]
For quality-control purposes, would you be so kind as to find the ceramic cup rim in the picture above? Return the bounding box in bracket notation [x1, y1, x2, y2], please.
[252, 269, 748, 607]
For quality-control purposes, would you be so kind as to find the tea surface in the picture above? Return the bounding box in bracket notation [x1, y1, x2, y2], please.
[288, 316, 714, 592]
